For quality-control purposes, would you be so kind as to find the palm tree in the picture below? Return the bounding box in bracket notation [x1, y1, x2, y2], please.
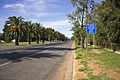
[2, 24, 13, 42]
[46, 28, 54, 42]
[4, 16, 24, 45]
[33, 23, 41, 44]
[40, 27, 46, 43]
[24, 21, 33, 45]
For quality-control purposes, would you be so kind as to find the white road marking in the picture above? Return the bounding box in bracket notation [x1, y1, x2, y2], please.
[0, 61, 11, 67]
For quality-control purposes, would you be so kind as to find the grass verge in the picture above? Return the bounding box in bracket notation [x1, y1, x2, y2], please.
[75, 44, 118, 80]
[0, 41, 51, 46]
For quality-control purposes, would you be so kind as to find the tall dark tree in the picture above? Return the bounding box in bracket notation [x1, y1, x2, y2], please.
[95, 0, 120, 43]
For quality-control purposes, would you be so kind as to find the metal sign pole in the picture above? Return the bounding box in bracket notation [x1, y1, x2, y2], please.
[93, 33, 95, 55]
[86, 34, 88, 55]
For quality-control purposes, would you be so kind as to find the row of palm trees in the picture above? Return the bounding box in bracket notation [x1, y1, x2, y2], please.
[2, 16, 68, 45]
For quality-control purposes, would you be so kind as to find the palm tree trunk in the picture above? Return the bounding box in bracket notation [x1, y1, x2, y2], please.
[39, 35, 41, 42]
[36, 36, 39, 44]
[50, 38, 52, 43]
[28, 32, 31, 45]
[15, 31, 19, 45]
[42, 37, 44, 43]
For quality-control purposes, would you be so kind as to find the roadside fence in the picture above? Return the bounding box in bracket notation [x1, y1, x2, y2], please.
[96, 42, 120, 52]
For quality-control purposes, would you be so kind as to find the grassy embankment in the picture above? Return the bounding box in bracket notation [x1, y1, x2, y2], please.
[0, 41, 51, 46]
[75, 44, 120, 80]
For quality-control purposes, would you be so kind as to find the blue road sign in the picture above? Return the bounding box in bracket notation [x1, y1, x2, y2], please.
[86, 25, 96, 34]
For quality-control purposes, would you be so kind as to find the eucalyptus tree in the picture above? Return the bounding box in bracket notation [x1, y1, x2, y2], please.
[70, 0, 87, 48]
[95, 0, 120, 43]
[3, 16, 24, 45]
[68, 0, 95, 49]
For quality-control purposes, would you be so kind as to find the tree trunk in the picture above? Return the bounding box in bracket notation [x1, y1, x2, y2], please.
[81, 36, 84, 49]
[80, 3, 85, 49]
[39, 35, 41, 42]
[28, 32, 31, 45]
[15, 31, 19, 45]
[36, 36, 39, 44]
[42, 37, 44, 43]
[50, 38, 52, 43]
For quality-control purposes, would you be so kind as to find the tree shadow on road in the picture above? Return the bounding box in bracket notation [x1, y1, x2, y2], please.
[26, 47, 74, 51]
[29, 53, 63, 59]
[0, 46, 74, 64]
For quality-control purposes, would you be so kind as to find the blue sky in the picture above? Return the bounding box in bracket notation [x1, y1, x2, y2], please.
[0, 0, 102, 38]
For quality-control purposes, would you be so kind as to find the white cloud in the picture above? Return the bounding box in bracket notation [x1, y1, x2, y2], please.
[30, 12, 62, 17]
[4, 3, 25, 8]
[3, 0, 59, 17]
[24, 0, 58, 3]
[3, 3, 27, 14]
[41, 20, 71, 28]
[24, 0, 58, 11]
[26, 18, 39, 23]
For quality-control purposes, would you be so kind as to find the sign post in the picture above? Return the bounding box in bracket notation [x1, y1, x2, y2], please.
[86, 25, 96, 55]
[93, 33, 95, 55]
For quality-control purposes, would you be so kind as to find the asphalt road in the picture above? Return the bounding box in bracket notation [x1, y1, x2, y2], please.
[0, 42, 73, 80]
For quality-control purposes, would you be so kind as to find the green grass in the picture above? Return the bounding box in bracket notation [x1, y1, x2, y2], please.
[76, 54, 84, 59]
[87, 72, 115, 80]
[94, 50, 120, 73]
[76, 45, 120, 73]
[75, 44, 117, 80]
[78, 67, 88, 72]
[88, 46, 120, 73]
[0, 41, 51, 46]
[88, 72, 101, 80]
[80, 60, 88, 67]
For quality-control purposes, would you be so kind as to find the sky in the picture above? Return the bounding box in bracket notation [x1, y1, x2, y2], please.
[0, 0, 102, 38]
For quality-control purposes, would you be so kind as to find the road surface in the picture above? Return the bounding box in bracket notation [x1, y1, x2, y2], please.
[0, 42, 73, 80]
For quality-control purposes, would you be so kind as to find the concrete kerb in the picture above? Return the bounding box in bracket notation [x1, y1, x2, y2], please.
[72, 44, 76, 80]
[64, 42, 75, 80]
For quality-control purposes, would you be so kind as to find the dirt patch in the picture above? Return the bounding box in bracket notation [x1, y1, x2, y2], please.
[74, 59, 88, 80]
[74, 48, 120, 80]
[91, 49, 101, 54]
[74, 72, 87, 79]
[88, 58, 120, 80]
[105, 70, 120, 80]
[88, 62, 103, 75]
